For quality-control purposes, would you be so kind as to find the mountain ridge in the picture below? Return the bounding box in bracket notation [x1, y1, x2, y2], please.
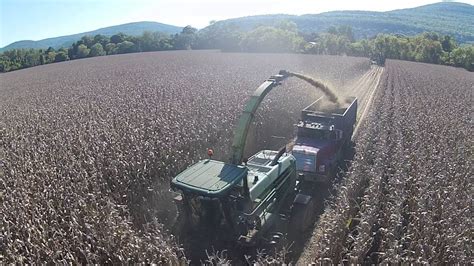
[0, 21, 183, 52]
[205, 2, 473, 43]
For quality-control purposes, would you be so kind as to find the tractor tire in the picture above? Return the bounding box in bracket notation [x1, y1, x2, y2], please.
[289, 195, 315, 234]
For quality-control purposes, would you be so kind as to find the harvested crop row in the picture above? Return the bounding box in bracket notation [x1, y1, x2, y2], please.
[299, 65, 388, 264]
[0, 51, 370, 263]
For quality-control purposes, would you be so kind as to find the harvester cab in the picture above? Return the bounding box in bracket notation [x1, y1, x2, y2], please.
[170, 149, 297, 245]
[170, 159, 248, 229]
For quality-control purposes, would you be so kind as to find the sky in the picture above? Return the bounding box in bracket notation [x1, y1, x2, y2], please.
[1, 0, 473, 47]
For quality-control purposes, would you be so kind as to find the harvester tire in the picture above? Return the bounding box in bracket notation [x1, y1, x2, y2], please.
[289, 195, 315, 233]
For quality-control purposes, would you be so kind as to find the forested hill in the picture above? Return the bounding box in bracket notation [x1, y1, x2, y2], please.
[205, 2, 474, 43]
[0, 22, 182, 52]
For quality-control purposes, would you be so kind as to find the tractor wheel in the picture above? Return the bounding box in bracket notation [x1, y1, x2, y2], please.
[289, 196, 315, 234]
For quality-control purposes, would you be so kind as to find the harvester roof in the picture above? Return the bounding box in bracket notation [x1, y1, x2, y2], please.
[171, 159, 248, 196]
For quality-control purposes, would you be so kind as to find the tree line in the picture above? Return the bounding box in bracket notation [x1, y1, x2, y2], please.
[0, 26, 197, 72]
[1, 22, 472, 73]
[309, 27, 473, 70]
[196, 22, 473, 71]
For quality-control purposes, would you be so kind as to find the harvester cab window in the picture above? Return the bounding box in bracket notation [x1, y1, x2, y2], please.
[248, 157, 272, 166]
[188, 195, 224, 227]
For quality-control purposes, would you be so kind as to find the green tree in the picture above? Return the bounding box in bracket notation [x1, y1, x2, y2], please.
[116, 41, 135, 54]
[89, 43, 106, 57]
[137, 31, 174, 51]
[138, 31, 156, 51]
[174, 26, 198, 50]
[316, 33, 352, 55]
[450, 46, 474, 71]
[39, 54, 45, 65]
[182, 25, 197, 35]
[240, 26, 304, 53]
[414, 37, 443, 63]
[77, 44, 90, 58]
[46, 47, 55, 53]
[23, 49, 41, 67]
[336, 25, 355, 42]
[110, 33, 125, 44]
[277, 20, 298, 33]
[157, 35, 174, 50]
[327, 26, 338, 35]
[195, 23, 242, 51]
[441, 35, 456, 52]
[349, 39, 371, 57]
[54, 51, 69, 62]
[80, 35, 95, 47]
[0, 55, 14, 72]
[94, 34, 110, 47]
[46, 51, 56, 63]
[304, 25, 354, 55]
[105, 43, 117, 55]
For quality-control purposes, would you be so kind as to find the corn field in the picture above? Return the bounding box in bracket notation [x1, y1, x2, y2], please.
[0, 51, 370, 263]
[302, 60, 472, 264]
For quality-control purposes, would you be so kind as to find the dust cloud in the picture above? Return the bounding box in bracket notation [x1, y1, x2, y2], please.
[280, 70, 340, 104]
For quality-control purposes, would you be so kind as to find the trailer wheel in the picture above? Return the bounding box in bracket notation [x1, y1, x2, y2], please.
[289, 194, 315, 233]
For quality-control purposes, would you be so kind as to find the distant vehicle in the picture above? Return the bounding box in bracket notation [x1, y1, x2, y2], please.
[370, 53, 386, 66]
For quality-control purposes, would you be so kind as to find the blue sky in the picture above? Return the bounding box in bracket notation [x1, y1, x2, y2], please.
[1, 0, 473, 47]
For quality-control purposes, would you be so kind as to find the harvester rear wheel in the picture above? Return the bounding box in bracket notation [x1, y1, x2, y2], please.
[289, 195, 315, 234]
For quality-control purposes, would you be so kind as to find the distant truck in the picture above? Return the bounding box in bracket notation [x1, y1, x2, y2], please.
[291, 96, 357, 182]
[370, 53, 386, 66]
